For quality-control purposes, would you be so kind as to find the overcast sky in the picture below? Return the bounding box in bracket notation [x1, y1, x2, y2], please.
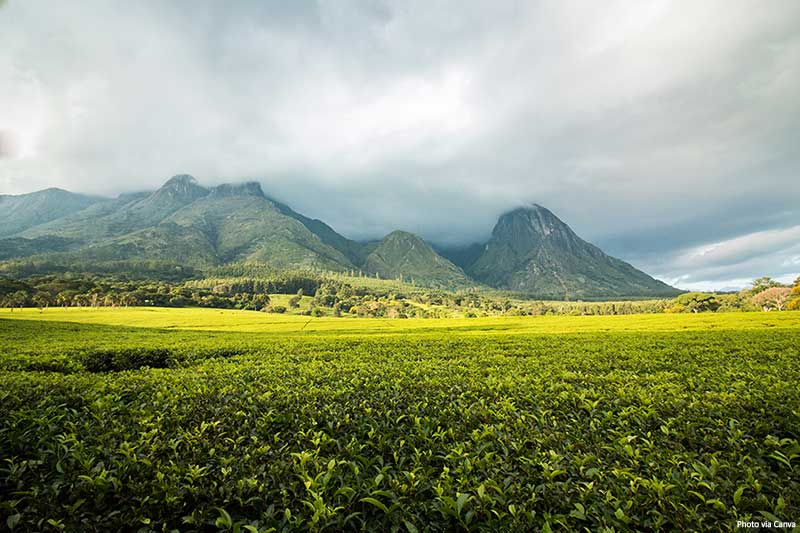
[1, 0, 798, 290]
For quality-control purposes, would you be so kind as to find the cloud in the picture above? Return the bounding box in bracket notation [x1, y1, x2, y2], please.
[0, 0, 798, 289]
[646, 226, 800, 291]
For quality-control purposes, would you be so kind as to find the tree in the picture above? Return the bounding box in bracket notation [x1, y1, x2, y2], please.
[750, 276, 781, 294]
[168, 295, 190, 307]
[32, 293, 51, 311]
[72, 293, 91, 307]
[251, 293, 271, 311]
[788, 277, 800, 311]
[751, 286, 792, 311]
[673, 292, 720, 313]
[212, 284, 230, 296]
[10, 291, 28, 309]
[56, 291, 75, 307]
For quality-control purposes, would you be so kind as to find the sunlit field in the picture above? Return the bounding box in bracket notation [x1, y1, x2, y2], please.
[3, 306, 798, 335]
[1, 309, 799, 531]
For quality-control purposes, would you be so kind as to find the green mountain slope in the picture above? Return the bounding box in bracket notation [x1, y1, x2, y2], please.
[469, 205, 679, 298]
[11, 177, 357, 272]
[162, 182, 356, 270]
[362, 231, 474, 289]
[0, 188, 101, 238]
[19, 193, 149, 241]
[21, 175, 208, 242]
[271, 199, 368, 265]
[0, 236, 79, 260]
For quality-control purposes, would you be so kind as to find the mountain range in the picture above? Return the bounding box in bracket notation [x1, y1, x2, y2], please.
[0, 175, 679, 298]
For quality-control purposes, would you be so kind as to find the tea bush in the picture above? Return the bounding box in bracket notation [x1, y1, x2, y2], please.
[1, 314, 799, 531]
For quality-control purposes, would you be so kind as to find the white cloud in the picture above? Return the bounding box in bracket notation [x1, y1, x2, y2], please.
[651, 226, 800, 291]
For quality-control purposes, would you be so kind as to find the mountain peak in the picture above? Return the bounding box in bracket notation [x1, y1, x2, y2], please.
[364, 230, 472, 288]
[154, 175, 208, 202]
[163, 174, 198, 187]
[210, 182, 264, 197]
[0, 187, 103, 238]
[1, 187, 74, 200]
[503, 203, 558, 221]
[383, 230, 419, 241]
[494, 204, 574, 247]
[38, 187, 73, 195]
[469, 203, 679, 298]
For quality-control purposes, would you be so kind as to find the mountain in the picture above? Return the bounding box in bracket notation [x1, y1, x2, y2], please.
[0, 188, 101, 238]
[2, 175, 469, 288]
[0, 177, 678, 297]
[362, 231, 474, 289]
[159, 182, 356, 270]
[466, 204, 678, 298]
[26, 179, 359, 271]
[21, 175, 209, 243]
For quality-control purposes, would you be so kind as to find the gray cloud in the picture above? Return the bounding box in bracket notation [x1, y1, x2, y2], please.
[1, 0, 798, 290]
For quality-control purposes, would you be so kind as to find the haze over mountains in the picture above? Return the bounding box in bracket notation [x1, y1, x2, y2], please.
[0, 175, 678, 298]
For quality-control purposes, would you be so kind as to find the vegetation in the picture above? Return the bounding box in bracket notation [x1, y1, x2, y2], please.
[789, 277, 800, 311]
[0, 259, 198, 281]
[667, 292, 721, 313]
[1, 310, 798, 531]
[0, 272, 677, 319]
[752, 287, 793, 312]
[3, 272, 799, 322]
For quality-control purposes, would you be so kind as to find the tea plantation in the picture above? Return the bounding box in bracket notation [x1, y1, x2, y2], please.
[1, 309, 799, 531]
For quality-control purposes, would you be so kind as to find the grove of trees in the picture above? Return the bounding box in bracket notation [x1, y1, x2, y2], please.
[2, 273, 799, 317]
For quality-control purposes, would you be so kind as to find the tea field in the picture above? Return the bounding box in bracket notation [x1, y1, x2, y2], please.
[1, 309, 799, 531]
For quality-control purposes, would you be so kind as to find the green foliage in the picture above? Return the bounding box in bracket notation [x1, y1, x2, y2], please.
[788, 278, 800, 311]
[0, 259, 197, 280]
[0, 236, 79, 261]
[716, 291, 757, 313]
[4, 272, 799, 319]
[674, 292, 721, 313]
[1, 311, 799, 530]
[751, 276, 782, 294]
[1, 272, 683, 318]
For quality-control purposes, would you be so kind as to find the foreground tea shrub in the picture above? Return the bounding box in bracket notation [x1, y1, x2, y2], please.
[1, 323, 799, 531]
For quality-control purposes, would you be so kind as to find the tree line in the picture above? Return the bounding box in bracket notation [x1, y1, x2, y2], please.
[665, 276, 799, 313]
[2, 273, 798, 317]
